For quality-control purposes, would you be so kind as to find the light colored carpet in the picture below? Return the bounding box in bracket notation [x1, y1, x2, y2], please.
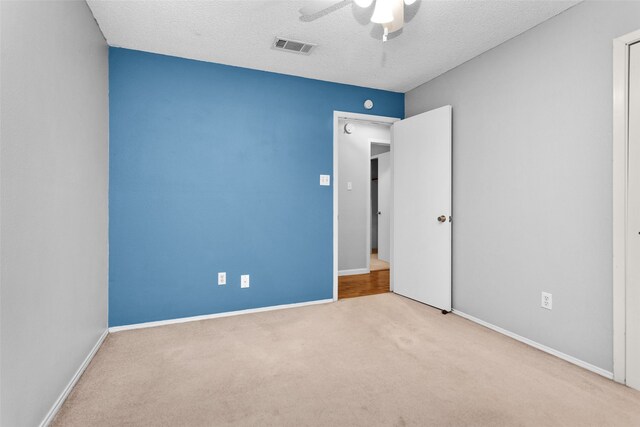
[53, 294, 640, 426]
[370, 253, 389, 271]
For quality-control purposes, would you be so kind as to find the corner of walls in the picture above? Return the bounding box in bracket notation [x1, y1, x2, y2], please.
[1, 1, 109, 425]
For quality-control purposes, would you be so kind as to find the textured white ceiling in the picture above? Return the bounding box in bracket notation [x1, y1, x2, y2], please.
[87, 0, 580, 92]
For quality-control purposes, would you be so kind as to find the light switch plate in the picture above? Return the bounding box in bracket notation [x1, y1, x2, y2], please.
[218, 272, 226, 286]
[241, 274, 250, 288]
[347, 182, 353, 191]
[320, 175, 331, 186]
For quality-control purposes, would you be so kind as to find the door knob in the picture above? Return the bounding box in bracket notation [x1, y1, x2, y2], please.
[377, 211, 382, 215]
[437, 215, 447, 223]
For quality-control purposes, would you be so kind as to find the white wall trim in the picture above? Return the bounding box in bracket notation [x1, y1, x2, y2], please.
[109, 299, 334, 333]
[613, 28, 640, 385]
[453, 310, 613, 380]
[333, 111, 400, 301]
[338, 268, 370, 276]
[39, 329, 108, 427]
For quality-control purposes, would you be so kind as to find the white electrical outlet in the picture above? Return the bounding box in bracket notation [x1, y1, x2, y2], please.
[218, 272, 226, 286]
[241, 274, 250, 288]
[319, 175, 331, 186]
[541, 292, 552, 310]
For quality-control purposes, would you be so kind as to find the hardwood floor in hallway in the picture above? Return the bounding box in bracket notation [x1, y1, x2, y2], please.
[338, 269, 390, 299]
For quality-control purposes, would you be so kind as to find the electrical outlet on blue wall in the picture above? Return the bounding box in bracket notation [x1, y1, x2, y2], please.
[241, 275, 250, 288]
[108, 47, 404, 327]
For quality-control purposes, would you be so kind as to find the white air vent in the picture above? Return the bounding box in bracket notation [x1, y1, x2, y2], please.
[273, 37, 317, 55]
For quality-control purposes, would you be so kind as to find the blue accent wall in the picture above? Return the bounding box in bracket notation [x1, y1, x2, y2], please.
[109, 48, 404, 327]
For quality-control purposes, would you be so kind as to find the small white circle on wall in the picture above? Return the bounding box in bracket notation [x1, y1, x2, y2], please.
[364, 99, 374, 110]
[344, 123, 355, 134]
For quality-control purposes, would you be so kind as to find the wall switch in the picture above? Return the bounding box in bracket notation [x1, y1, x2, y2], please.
[541, 292, 552, 310]
[218, 272, 226, 286]
[241, 274, 250, 288]
[320, 175, 331, 186]
[347, 182, 353, 191]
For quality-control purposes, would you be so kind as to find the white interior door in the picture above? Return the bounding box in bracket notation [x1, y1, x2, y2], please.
[377, 152, 391, 262]
[392, 105, 452, 311]
[627, 42, 640, 390]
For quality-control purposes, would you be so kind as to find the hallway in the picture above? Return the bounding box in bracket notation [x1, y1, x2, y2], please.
[339, 253, 390, 299]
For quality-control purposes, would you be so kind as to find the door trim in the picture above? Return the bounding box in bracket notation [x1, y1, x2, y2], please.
[333, 111, 400, 301]
[613, 29, 640, 385]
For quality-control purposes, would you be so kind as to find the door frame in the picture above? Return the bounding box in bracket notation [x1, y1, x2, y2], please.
[367, 138, 391, 272]
[333, 111, 400, 301]
[612, 28, 640, 384]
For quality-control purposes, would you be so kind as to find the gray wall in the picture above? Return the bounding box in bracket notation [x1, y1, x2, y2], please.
[0, 1, 109, 425]
[371, 145, 390, 250]
[405, 0, 640, 372]
[338, 120, 390, 272]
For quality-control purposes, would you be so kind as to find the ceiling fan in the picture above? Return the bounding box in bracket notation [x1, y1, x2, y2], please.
[299, 0, 419, 42]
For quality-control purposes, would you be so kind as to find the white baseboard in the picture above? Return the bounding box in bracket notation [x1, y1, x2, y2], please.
[109, 298, 334, 333]
[452, 309, 613, 380]
[40, 329, 108, 427]
[338, 268, 370, 276]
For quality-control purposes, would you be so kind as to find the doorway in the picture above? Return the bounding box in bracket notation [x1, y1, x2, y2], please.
[370, 140, 391, 272]
[332, 107, 452, 310]
[335, 114, 395, 299]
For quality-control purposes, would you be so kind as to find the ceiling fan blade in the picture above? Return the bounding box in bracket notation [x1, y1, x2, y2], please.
[299, 0, 352, 22]
[404, 0, 421, 24]
[298, 1, 335, 16]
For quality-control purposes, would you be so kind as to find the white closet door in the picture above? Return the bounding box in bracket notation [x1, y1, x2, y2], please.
[626, 42, 640, 390]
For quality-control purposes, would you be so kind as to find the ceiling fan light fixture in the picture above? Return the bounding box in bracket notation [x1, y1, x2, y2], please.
[354, 0, 374, 8]
[371, 0, 394, 24]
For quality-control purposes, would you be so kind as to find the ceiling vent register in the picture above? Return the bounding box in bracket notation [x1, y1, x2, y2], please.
[273, 37, 316, 55]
